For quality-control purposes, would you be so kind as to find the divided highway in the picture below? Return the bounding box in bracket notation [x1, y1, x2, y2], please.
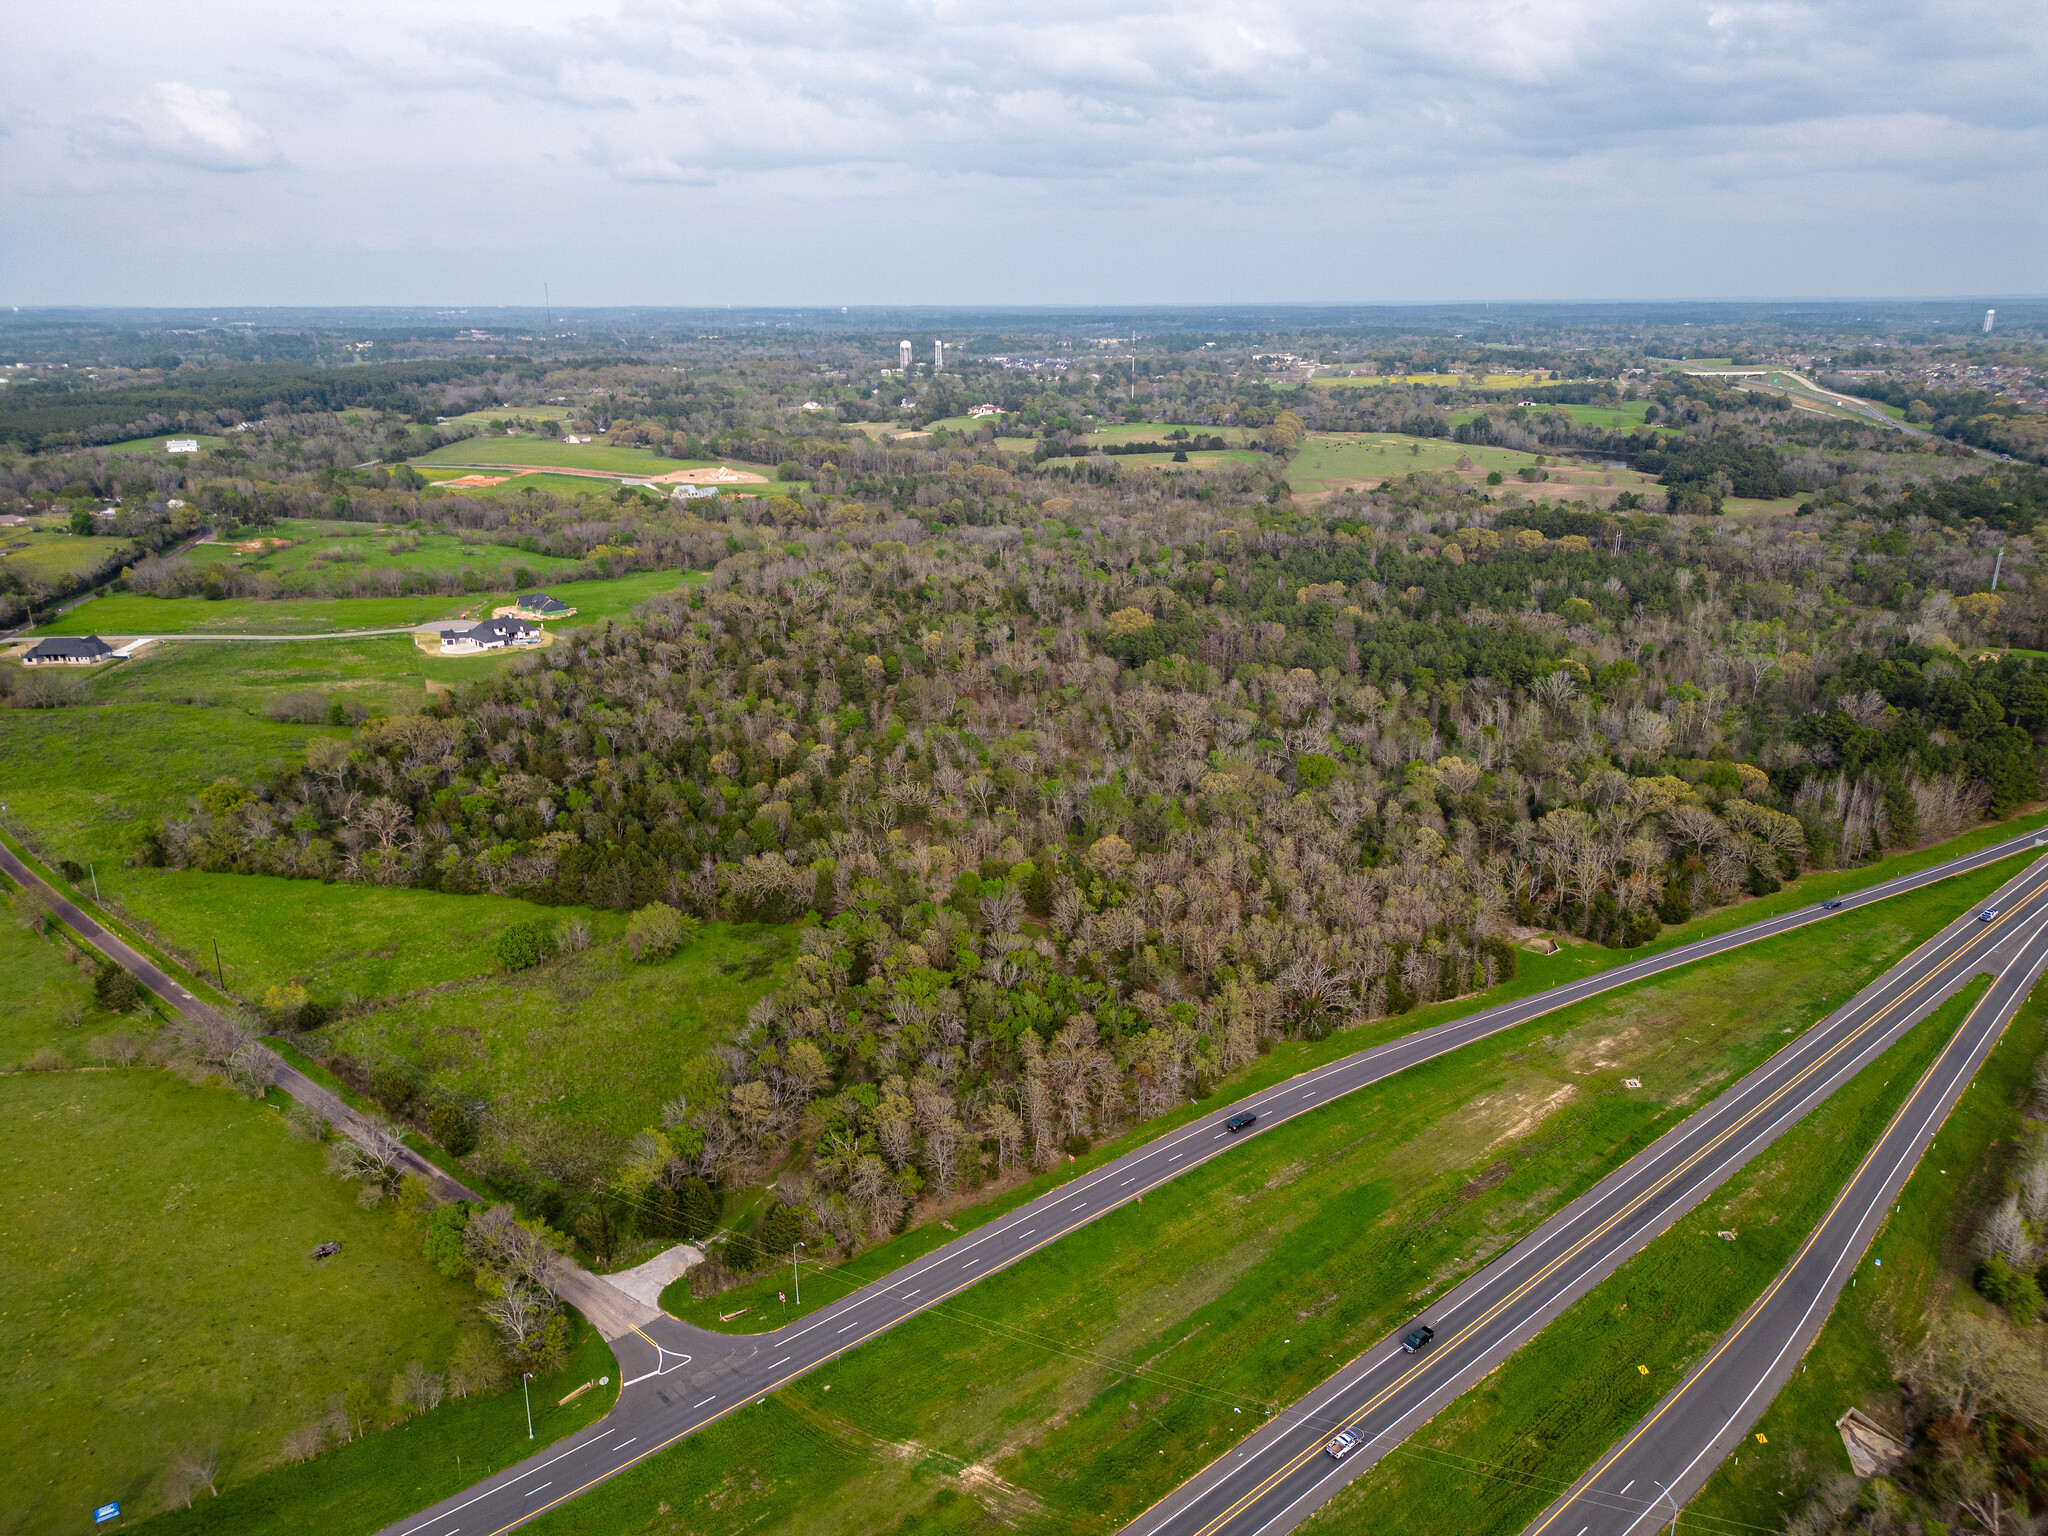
[1119, 855, 2048, 1536]
[378, 829, 2048, 1536]
[1520, 903, 2048, 1536]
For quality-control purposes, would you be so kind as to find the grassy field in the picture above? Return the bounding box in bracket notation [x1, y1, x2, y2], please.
[1284, 432, 1661, 498]
[78, 634, 493, 716]
[1444, 401, 1678, 433]
[408, 438, 765, 475]
[325, 919, 796, 1168]
[0, 1068, 478, 1533]
[1311, 372, 1543, 389]
[1306, 978, 1988, 1536]
[0, 702, 342, 865]
[182, 520, 587, 585]
[424, 470, 622, 501]
[138, 1320, 615, 1536]
[527, 863, 2014, 1536]
[3, 527, 140, 585]
[93, 434, 232, 456]
[0, 897, 153, 1070]
[31, 568, 697, 636]
[1685, 977, 2048, 1532]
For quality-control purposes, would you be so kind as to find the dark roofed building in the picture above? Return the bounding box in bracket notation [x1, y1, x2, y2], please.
[512, 592, 575, 619]
[23, 635, 114, 666]
[437, 616, 542, 654]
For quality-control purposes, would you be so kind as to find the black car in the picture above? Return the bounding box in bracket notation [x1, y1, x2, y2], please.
[1822, 899, 1845, 910]
[1224, 1112, 1257, 1133]
[1401, 1324, 1435, 1353]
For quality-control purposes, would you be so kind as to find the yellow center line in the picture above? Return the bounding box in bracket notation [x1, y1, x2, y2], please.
[1180, 882, 2045, 1536]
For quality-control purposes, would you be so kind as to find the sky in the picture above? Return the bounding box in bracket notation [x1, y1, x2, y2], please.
[3, 0, 2043, 306]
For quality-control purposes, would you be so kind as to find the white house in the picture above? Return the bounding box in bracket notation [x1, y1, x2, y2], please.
[164, 438, 199, 453]
[968, 404, 1001, 418]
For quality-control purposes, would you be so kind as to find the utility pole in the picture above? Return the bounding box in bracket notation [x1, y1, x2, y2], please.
[523, 1373, 534, 1438]
[1991, 547, 2004, 591]
[89, 863, 100, 902]
[213, 937, 225, 989]
[793, 1240, 806, 1305]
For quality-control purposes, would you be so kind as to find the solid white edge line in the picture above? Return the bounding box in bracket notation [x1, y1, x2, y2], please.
[391, 1430, 615, 1535]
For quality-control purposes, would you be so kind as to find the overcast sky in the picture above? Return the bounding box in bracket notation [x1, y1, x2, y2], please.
[4, 0, 2042, 306]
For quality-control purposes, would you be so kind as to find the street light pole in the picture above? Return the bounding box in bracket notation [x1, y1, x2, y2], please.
[1654, 1478, 1679, 1531]
[523, 1372, 534, 1439]
[794, 1241, 806, 1305]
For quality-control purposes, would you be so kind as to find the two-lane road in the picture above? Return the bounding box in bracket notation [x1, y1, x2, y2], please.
[1119, 856, 2048, 1536]
[380, 832, 2048, 1536]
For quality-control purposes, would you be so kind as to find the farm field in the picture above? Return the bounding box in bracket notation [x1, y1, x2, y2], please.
[1684, 978, 2048, 1533]
[413, 435, 680, 472]
[421, 469, 619, 500]
[30, 567, 698, 636]
[522, 860, 2018, 1536]
[2, 526, 141, 584]
[81, 634, 486, 715]
[1446, 400, 1678, 432]
[1308, 978, 1984, 1536]
[0, 1066, 477, 1533]
[182, 520, 587, 586]
[1284, 431, 1661, 499]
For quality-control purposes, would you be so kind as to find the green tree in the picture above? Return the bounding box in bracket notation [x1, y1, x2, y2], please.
[93, 958, 140, 1013]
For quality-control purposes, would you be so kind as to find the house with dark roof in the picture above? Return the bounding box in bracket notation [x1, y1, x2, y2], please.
[436, 616, 542, 655]
[511, 592, 576, 619]
[23, 635, 114, 666]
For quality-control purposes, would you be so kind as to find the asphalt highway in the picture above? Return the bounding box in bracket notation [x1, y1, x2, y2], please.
[376, 831, 2048, 1536]
[1518, 901, 2048, 1536]
[1117, 854, 2048, 1536]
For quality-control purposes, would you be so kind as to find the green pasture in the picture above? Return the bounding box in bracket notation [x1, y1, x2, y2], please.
[33, 568, 695, 636]
[1284, 432, 1658, 494]
[183, 521, 586, 585]
[325, 920, 796, 1165]
[139, 1322, 614, 1536]
[1311, 978, 1984, 1536]
[2, 527, 138, 584]
[91, 434, 231, 457]
[423, 471, 615, 501]
[1445, 400, 1675, 433]
[82, 634, 481, 716]
[1686, 977, 2048, 1533]
[0, 703, 342, 866]
[0, 1067, 477, 1533]
[0, 901, 154, 1070]
[1312, 372, 1542, 389]
[434, 405, 575, 427]
[535, 861, 2016, 1536]
[1036, 449, 1264, 471]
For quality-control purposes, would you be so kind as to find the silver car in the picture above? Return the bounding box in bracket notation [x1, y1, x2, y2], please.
[1325, 1429, 1364, 1459]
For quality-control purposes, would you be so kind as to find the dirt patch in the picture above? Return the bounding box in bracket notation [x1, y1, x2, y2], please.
[652, 465, 771, 485]
[1485, 1083, 1580, 1150]
[433, 474, 511, 489]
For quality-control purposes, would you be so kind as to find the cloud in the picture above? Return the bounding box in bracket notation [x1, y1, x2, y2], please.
[72, 82, 283, 172]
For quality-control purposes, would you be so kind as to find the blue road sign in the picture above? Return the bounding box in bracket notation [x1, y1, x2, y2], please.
[94, 1505, 122, 1525]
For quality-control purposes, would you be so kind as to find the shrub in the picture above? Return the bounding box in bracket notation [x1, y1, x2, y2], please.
[265, 691, 331, 724]
[758, 1203, 805, 1257]
[1064, 1132, 1091, 1157]
[494, 919, 556, 971]
[29, 1047, 67, 1072]
[447, 1328, 510, 1398]
[93, 957, 140, 1013]
[369, 1067, 416, 1114]
[1977, 1252, 2045, 1318]
[625, 901, 696, 962]
[725, 1228, 763, 1272]
[428, 1100, 478, 1158]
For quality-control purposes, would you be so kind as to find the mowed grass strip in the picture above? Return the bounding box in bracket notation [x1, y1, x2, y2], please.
[1683, 978, 2048, 1533]
[1304, 977, 1990, 1536]
[0, 1069, 477, 1533]
[513, 864, 2012, 1536]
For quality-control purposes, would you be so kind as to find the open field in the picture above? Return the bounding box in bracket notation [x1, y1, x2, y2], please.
[81, 635, 503, 715]
[1685, 977, 2048, 1532]
[182, 520, 587, 586]
[1312, 372, 1544, 389]
[422, 470, 621, 500]
[1445, 400, 1679, 433]
[536, 864, 2016, 1536]
[139, 1320, 615, 1536]
[3, 527, 140, 585]
[0, 703, 342, 865]
[324, 919, 796, 1168]
[91, 434, 232, 456]
[1037, 448, 1265, 471]
[0, 1067, 478, 1533]
[1284, 432, 1661, 500]
[0, 897, 151, 1069]
[1307, 978, 1986, 1536]
[29, 567, 697, 636]
[413, 436, 680, 472]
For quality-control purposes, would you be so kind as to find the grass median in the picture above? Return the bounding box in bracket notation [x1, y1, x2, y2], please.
[514, 862, 2015, 1536]
[1302, 977, 1992, 1536]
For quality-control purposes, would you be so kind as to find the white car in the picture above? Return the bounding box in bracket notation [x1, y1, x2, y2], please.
[1979, 908, 2000, 922]
[1325, 1429, 1363, 1459]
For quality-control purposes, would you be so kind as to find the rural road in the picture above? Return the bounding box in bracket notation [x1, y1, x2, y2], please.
[374, 827, 2048, 1536]
[1120, 855, 2048, 1536]
[1518, 900, 2048, 1536]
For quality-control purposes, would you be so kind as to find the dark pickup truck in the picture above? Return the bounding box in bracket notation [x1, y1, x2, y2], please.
[1224, 1112, 1258, 1133]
